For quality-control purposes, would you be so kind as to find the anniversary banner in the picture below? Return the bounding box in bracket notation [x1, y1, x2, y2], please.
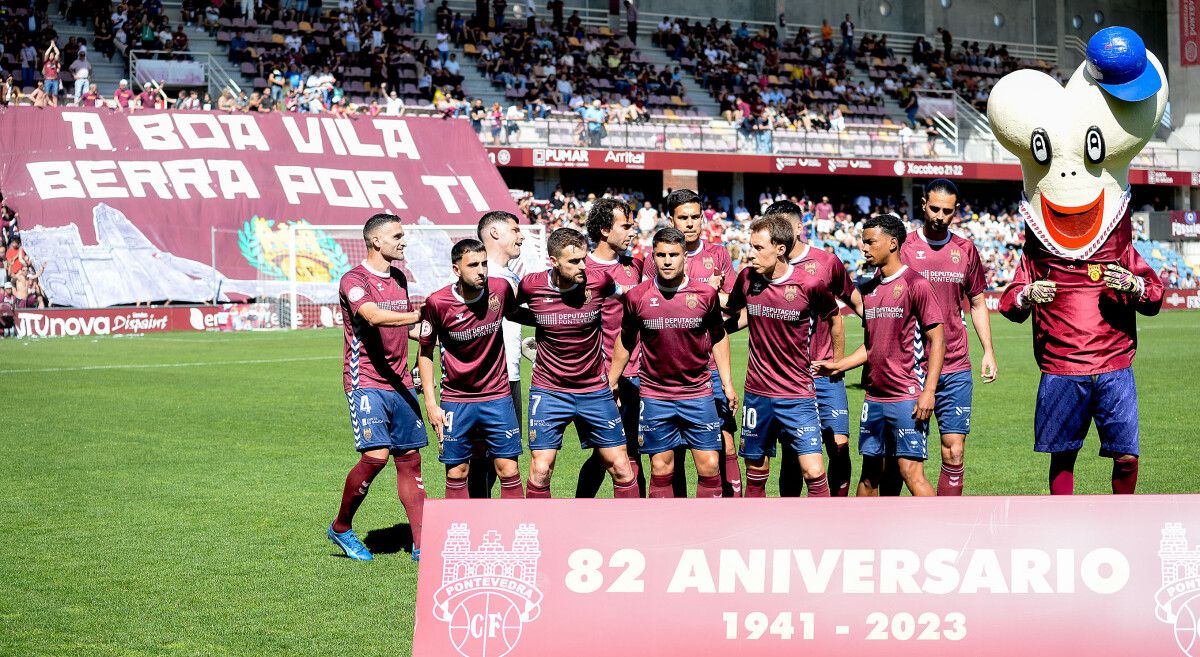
[414, 497, 1200, 657]
[0, 107, 518, 307]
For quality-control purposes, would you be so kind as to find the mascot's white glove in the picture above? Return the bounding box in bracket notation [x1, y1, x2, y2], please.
[1018, 280, 1057, 308]
[521, 336, 538, 363]
[1103, 264, 1145, 296]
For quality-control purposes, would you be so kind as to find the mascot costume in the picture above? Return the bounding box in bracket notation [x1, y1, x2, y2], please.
[988, 27, 1165, 494]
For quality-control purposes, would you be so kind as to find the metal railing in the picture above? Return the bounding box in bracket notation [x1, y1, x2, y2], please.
[128, 50, 242, 100]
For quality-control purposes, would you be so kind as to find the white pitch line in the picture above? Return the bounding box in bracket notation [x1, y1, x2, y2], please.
[0, 355, 338, 374]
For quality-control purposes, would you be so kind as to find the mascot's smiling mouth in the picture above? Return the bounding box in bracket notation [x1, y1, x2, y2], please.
[1040, 192, 1105, 250]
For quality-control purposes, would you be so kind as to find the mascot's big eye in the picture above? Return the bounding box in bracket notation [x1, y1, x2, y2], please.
[1085, 126, 1105, 164]
[1030, 128, 1052, 165]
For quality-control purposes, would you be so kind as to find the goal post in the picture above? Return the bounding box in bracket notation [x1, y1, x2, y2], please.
[282, 222, 549, 329]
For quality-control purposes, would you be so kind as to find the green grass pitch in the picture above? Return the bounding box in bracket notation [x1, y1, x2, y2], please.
[1, 311, 1197, 656]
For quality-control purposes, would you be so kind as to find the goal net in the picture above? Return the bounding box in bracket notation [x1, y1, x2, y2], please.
[271, 222, 548, 329]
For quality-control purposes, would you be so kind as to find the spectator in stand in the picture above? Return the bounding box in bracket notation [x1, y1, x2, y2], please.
[41, 42, 61, 105]
[504, 101, 525, 144]
[0, 283, 15, 337]
[69, 52, 90, 101]
[583, 99, 606, 147]
[113, 79, 134, 111]
[77, 83, 102, 107]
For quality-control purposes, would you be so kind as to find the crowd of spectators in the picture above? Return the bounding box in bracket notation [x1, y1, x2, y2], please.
[1, 196, 48, 334]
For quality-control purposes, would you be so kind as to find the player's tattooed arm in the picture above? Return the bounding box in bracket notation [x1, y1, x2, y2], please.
[418, 342, 447, 439]
[968, 293, 997, 383]
[357, 301, 422, 327]
[915, 323, 945, 421]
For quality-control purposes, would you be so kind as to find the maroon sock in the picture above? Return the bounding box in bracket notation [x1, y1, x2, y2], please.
[649, 473, 675, 498]
[613, 478, 640, 498]
[744, 469, 769, 498]
[938, 463, 965, 497]
[723, 452, 743, 497]
[1112, 459, 1139, 494]
[332, 454, 388, 533]
[393, 452, 426, 549]
[805, 474, 830, 497]
[827, 441, 851, 497]
[526, 482, 552, 499]
[696, 474, 723, 498]
[499, 474, 524, 499]
[445, 476, 469, 499]
[1049, 451, 1077, 495]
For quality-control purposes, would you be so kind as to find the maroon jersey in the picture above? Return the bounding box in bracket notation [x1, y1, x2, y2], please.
[339, 263, 415, 392]
[727, 265, 838, 398]
[646, 240, 735, 372]
[419, 277, 516, 403]
[620, 276, 725, 400]
[518, 269, 617, 393]
[859, 266, 943, 402]
[998, 219, 1163, 376]
[587, 252, 643, 378]
[899, 231, 987, 374]
[791, 245, 854, 363]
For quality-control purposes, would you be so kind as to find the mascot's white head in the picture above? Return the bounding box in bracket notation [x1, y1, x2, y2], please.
[987, 27, 1168, 260]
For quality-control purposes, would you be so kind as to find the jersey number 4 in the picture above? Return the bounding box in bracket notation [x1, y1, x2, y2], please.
[359, 395, 372, 414]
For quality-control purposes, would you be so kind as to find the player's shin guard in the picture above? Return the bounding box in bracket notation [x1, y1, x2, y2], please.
[332, 454, 389, 533]
[612, 478, 640, 498]
[1049, 451, 1078, 495]
[937, 463, 965, 497]
[744, 469, 769, 498]
[826, 440, 851, 497]
[574, 452, 608, 498]
[649, 473, 675, 498]
[393, 452, 426, 549]
[526, 482, 552, 499]
[696, 474, 723, 498]
[445, 476, 469, 499]
[722, 452, 742, 497]
[805, 474, 831, 497]
[1112, 457, 1138, 494]
[499, 474, 524, 499]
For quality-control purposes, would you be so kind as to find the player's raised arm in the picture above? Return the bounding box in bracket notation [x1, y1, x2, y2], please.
[357, 301, 422, 327]
[968, 293, 997, 382]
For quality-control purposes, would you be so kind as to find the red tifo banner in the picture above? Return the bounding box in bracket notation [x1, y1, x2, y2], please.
[485, 146, 1199, 185]
[0, 107, 518, 291]
[413, 497, 1200, 657]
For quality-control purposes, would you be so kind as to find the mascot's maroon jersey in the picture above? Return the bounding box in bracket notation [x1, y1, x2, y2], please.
[999, 210, 1163, 376]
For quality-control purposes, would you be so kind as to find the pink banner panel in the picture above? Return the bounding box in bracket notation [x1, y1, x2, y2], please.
[414, 496, 1200, 657]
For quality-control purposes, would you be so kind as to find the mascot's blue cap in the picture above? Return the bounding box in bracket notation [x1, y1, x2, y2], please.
[1085, 26, 1162, 102]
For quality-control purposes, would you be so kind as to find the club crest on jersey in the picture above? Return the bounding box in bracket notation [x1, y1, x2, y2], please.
[432, 523, 543, 657]
[915, 250, 926, 259]
[583, 289, 593, 304]
[622, 264, 633, 278]
[703, 256, 715, 270]
[1088, 264, 1102, 282]
[420, 320, 433, 338]
[804, 261, 818, 275]
[950, 248, 962, 264]
[892, 282, 905, 298]
[784, 285, 799, 301]
[686, 293, 699, 309]
[488, 295, 501, 312]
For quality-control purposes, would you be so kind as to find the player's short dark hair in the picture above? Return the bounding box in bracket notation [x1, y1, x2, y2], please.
[547, 227, 588, 258]
[652, 227, 687, 248]
[763, 199, 804, 224]
[451, 238, 486, 264]
[749, 215, 794, 251]
[862, 213, 907, 246]
[923, 178, 959, 199]
[585, 197, 633, 244]
[476, 210, 519, 240]
[665, 189, 703, 217]
[362, 213, 402, 242]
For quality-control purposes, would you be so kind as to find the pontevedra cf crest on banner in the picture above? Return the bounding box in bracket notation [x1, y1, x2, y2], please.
[432, 523, 543, 657]
[1156, 523, 1200, 656]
